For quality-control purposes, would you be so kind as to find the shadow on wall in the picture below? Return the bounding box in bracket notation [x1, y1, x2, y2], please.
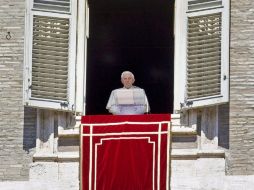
[218, 103, 229, 149]
[23, 107, 37, 153]
[196, 104, 229, 149]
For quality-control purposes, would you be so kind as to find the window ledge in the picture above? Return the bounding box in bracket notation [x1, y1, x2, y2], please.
[172, 125, 197, 135]
[33, 152, 79, 162]
[58, 128, 80, 137]
[171, 149, 225, 159]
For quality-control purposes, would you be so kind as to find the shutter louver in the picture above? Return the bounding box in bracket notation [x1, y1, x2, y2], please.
[187, 13, 221, 99]
[33, 0, 70, 13]
[188, 0, 222, 11]
[31, 15, 69, 101]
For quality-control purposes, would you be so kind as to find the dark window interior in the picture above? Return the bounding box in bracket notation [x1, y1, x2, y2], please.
[86, 0, 174, 114]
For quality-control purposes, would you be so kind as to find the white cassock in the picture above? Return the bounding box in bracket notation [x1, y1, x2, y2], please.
[106, 86, 150, 115]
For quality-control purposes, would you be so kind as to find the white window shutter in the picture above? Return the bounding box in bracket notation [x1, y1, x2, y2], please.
[24, 0, 77, 111]
[174, 0, 229, 111]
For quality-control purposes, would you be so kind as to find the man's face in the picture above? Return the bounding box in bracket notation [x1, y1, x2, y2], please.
[121, 74, 135, 89]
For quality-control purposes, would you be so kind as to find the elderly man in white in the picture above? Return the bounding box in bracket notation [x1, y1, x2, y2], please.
[106, 71, 150, 115]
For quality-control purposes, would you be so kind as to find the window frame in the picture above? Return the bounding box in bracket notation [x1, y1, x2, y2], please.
[75, 0, 88, 114]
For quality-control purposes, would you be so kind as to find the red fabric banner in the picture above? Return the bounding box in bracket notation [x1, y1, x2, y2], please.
[81, 114, 171, 190]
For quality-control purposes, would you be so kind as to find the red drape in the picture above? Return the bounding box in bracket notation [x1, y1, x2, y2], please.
[81, 114, 171, 190]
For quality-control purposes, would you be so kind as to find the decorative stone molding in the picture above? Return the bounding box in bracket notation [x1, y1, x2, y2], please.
[171, 112, 197, 135]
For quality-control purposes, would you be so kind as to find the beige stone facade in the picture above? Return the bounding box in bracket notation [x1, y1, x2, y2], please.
[1, 0, 254, 189]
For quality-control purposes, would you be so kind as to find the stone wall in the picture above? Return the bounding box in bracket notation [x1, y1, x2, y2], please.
[0, 0, 35, 181]
[229, 0, 254, 175]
